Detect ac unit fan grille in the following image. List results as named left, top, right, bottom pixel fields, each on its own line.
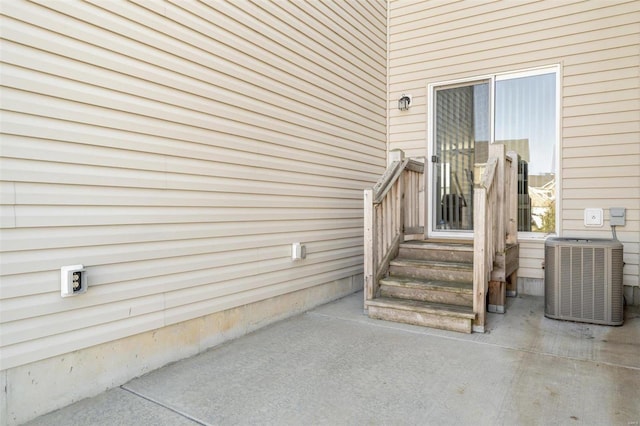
left=545, top=238, right=623, bottom=326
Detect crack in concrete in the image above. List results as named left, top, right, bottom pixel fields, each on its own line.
left=120, top=385, right=211, bottom=426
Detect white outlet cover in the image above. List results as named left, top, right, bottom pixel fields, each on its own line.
left=584, top=208, right=603, bottom=227
left=291, top=243, right=306, bottom=260
left=61, top=264, right=87, bottom=297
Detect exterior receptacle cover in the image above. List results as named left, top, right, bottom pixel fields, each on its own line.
left=291, top=243, right=306, bottom=260
left=610, top=207, right=625, bottom=226
left=61, top=264, right=87, bottom=297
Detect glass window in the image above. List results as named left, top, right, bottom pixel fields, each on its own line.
left=432, top=69, right=557, bottom=234
left=495, top=72, right=557, bottom=233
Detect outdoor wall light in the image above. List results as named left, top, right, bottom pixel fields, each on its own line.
left=398, top=94, right=412, bottom=111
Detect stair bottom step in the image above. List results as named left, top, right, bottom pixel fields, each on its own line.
left=366, top=298, right=475, bottom=334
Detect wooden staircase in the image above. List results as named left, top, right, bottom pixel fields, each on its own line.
left=364, top=146, right=519, bottom=334
left=366, top=240, right=476, bottom=333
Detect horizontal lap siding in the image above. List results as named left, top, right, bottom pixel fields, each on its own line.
left=519, top=240, right=545, bottom=280
left=389, top=0, right=640, bottom=286
left=0, top=0, right=387, bottom=369
left=559, top=1, right=640, bottom=288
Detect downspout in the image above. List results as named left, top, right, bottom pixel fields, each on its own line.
left=385, top=0, right=390, bottom=165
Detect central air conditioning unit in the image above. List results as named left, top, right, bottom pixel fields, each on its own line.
left=545, top=238, right=624, bottom=326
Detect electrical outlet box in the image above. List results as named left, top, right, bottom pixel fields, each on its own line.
left=61, top=264, right=87, bottom=297
left=291, top=243, right=306, bottom=260
left=610, top=207, right=626, bottom=226
left=584, top=208, right=603, bottom=227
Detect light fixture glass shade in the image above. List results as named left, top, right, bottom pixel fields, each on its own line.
left=398, top=94, right=411, bottom=110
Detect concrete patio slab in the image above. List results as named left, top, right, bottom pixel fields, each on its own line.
left=21, top=386, right=197, bottom=426
left=24, top=292, right=640, bottom=426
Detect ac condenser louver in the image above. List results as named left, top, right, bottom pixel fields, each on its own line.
left=545, top=238, right=623, bottom=326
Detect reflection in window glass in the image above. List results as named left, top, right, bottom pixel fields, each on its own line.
left=495, top=73, right=556, bottom=233
left=434, top=82, right=489, bottom=230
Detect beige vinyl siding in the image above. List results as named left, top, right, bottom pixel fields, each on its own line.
left=389, top=0, right=640, bottom=288
left=0, top=0, right=387, bottom=370
left=518, top=241, right=545, bottom=281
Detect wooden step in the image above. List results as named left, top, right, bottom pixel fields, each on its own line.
left=379, top=276, right=473, bottom=307
left=366, top=297, right=475, bottom=334
left=399, top=240, right=474, bottom=263
left=389, top=258, right=473, bottom=283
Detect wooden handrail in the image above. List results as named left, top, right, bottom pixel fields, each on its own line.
left=473, top=143, right=518, bottom=332
left=364, top=150, right=425, bottom=304
left=373, top=158, right=424, bottom=203
left=479, top=157, right=498, bottom=188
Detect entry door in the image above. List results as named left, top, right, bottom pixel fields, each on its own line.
left=432, top=81, right=490, bottom=233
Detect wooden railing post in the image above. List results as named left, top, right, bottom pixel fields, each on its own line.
left=489, top=143, right=505, bottom=254
left=420, top=165, right=426, bottom=239
left=473, top=186, right=487, bottom=332
left=388, top=149, right=404, bottom=164
left=364, top=188, right=375, bottom=304
left=506, top=151, right=518, bottom=245
left=473, top=155, right=498, bottom=332
left=474, top=145, right=521, bottom=329
left=505, top=151, right=519, bottom=297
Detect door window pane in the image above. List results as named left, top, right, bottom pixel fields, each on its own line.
left=434, top=82, right=489, bottom=230
left=495, top=73, right=556, bottom=233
